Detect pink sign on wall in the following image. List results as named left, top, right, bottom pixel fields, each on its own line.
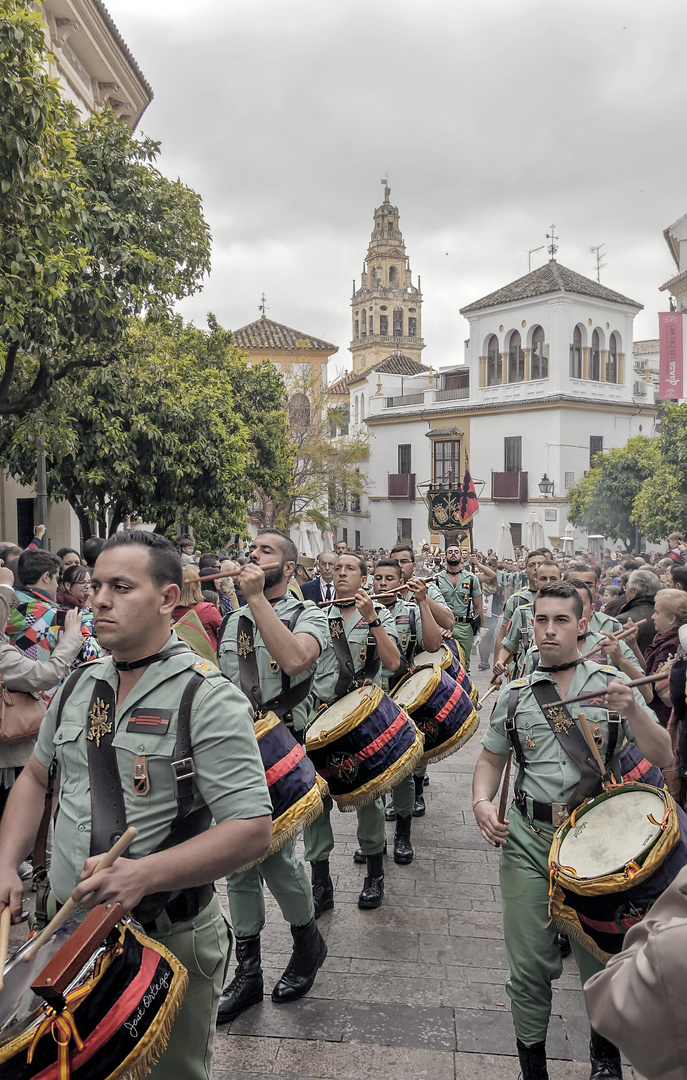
left=659, top=311, right=685, bottom=401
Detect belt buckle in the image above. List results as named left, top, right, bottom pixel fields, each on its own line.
left=171, top=756, right=196, bottom=783
left=551, top=802, right=568, bottom=827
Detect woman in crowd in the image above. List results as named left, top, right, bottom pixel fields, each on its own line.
left=173, top=566, right=224, bottom=652
left=644, top=588, right=687, bottom=727
left=57, top=564, right=92, bottom=610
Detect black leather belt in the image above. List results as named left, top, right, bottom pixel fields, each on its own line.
left=516, top=795, right=568, bottom=827
left=455, top=617, right=471, bottom=624
left=140, top=882, right=214, bottom=932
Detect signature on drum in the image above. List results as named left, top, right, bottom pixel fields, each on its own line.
left=124, top=969, right=171, bottom=1038
left=572, top=822, right=588, bottom=838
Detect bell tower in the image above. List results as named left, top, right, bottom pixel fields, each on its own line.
left=349, top=183, right=424, bottom=373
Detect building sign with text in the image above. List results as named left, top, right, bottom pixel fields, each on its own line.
left=659, top=311, right=686, bottom=401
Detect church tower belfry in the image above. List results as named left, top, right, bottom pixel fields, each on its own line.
left=349, top=183, right=424, bottom=373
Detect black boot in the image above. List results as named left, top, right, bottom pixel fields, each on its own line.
left=353, top=840, right=386, bottom=863
left=412, top=775, right=426, bottom=817
left=557, top=932, right=571, bottom=958
left=311, top=859, right=334, bottom=918
left=271, top=918, right=327, bottom=1004
left=516, top=1038, right=549, bottom=1080
left=589, top=1028, right=623, bottom=1079
left=393, top=814, right=414, bottom=864
left=216, top=934, right=263, bottom=1024
left=423, top=774, right=429, bottom=787
left=384, top=802, right=397, bottom=821
left=358, top=853, right=384, bottom=909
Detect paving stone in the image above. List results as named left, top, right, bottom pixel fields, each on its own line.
left=309, top=971, right=445, bottom=1006
left=274, top=1038, right=455, bottom=1079
left=343, top=1002, right=456, bottom=1051
left=440, top=980, right=512, bottom=1010
left=212, top=1034, right=279, bottom=1073
left=227, top=997, right=346, bottom=1042
left=448, top=910, right=504, bottom=938
left=420, top=931, right=508, bottom=969
left=323, top=924, right=419, bottom=962
left=453, top=1053, right=591, bottom=1079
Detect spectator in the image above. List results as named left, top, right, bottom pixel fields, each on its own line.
left=82, top=536, right=106, bottom=573
left=644, top=588, right=687, bottom=727
left=176, top=533, right=198, bottom=568
left=5, top=550, right=62, bottom=659
left=56, top=547, right=82, bottom=570
left=666, top=531, right=687, bottom=563
left=671, top=564, right=687, bottom=592
left=616, top=568, right=663, bottom=655
left=172, top=566, right=223, bottom=651
left=57, top=564, right=92, bottom=610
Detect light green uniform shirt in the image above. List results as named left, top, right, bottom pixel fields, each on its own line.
left=590, top=610, right=622, bottom=636
left=313, top=601, right=399, bottom=704
left=502, top=603, right=534, bottom=656
left=518, top=634, right=638, bottom=678
left=500, top=587, right=535, bottom=629
left=380, top=597, right=423, bottom=689
left=218, top=593, right=329, bottom=732
left=436, top=569, right=481, bottom=619
left=34, top=634, right=271, bottom=904
left=482, top=661, right=655, bottom=805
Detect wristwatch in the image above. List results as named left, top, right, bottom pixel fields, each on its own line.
left=368, top=618, right=381, bottom=628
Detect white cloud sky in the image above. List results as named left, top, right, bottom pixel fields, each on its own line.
left=105, top=0, right=686, bottom=376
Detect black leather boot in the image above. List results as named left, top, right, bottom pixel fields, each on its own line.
left=271, top=918, right=328, bottom=1003
left=384, top=802, right=397, bottom=821
left=353, top=840, right=386, bottom=863
left=412, top=775, right=426, bottom=816
left=393, top=813, right=414, bottom=864
left=516, top=1038, right=549, bottom=1080
left=311, top=859, right=334, bottom=918
left=358, top=852, right=384, bottom=909
left=557, top=932, right=571, bottom=958
left=589, top=1028, right=623, bottom=1079
left=216, top=934, right=263, bottom=1024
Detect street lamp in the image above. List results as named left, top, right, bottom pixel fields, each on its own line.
left=538, top=473, right=554, bottom=497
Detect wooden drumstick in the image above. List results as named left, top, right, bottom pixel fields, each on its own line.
left=555, top=671, right=668, bottom=708
left=577, top=710, right=607, bottom=777
left=581, top=619, right=647, bottom=658
left=23, top=826, right=138, bottom=962
left=0, top=907, right=11, bottom=991
left=478, top=683, right=499, bottom=708
left=497, top=748, right=513, bottom=825
left=318, top=576, right=439, bottom=608
left=197, top=562, right=280, bottom=584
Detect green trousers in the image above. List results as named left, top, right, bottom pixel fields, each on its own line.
left=150, top=893, right=231, bottom=1080
left=500, top=807, right=604, bottom=1046
left=391, top=773, right=415, bottom=816
left=452, top=622, right=474, bottom=674
left=413, top=762, right=427, bottom=780
left=225, top=836, right=314, bottom=938
left=304, top=795, right=385, bottom=862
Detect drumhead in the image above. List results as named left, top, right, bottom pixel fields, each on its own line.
left=391, top=667, right=437, bottom=710
left=414, top=645, right=449, bottom=669
left=558, top=789, right=666, bottom=878
left=308, top=685, right=377, bottom=740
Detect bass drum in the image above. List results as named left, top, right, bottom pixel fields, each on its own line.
left=391, top=664, right=479, bottom=765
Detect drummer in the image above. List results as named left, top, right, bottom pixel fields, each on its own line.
left=305, top=552, right=401, bottom=913
left=216, top=529, right=330, bottom=1023
left=471, top=580, right=672, bottom=1080
left=364, top=558, right=442, bottom=864
left=0, top=530, right=273, bottom=1080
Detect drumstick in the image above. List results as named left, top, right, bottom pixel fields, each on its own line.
left=478, top=683, right=499, bottom=708
left=497, top=748, right=513, bottom=825
left=23, top=826, right=138, bottom=962
left=554, top=671, right=669, bottom=708
left=318, top=576, right=439, bottom=607
left=577, top=710, right=607, bottom=776
left=581, top=619, right=647, bottom=658
left=0, top=907, right=11, bottom=991
left=196, top=562, right=280, bottom=584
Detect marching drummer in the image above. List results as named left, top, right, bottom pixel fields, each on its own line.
left=369, top=558, right=442, bottom=864
left=471, top=580, right=672, bottom=1080
left=305, top=551, right=401, bottom=913
left=492, top=561, right=561, bottom=680
left=0, top=530, right=274, bottom=1080
left=216, top=528, right=330, bottom=1024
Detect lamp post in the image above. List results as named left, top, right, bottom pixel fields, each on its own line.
left=538, top=473, right=554, bottom=497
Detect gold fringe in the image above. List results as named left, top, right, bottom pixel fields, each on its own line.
left=421, top=708, right=480, bottom=765
left=548, top=910, right=610, bottom=966
left=333, top=730, right=425, bottom=812
left=306, top=685, right=385, bottom=749
left=235, top=776, right=330, bottom=871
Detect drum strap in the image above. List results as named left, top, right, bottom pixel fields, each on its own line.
left=329, top=614, right=381, bottom=699
left=529, top=680, right=605, bottom=809
left=236, top=607, right=314, bottom=722
left=87, top=679, right=127, bottom=855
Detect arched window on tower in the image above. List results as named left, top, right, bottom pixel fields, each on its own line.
left=380, top=313, right=388, bottom=335
left=393, top=308, right=403, bottom=337
left=590, top=330, right=601, bottom=381
left=508, top=330, right=524, bottom=382
left=361, top=310, right=367, bottom=337
left=354, top=396, right=359, bottom=425
left=607, top=332, right=619, bottom=383
left=360, top=395, right=365, bottom=421
left=387, top=219, right=394, bottom=236
left=487, top=335, right=502, bottom=385
left=354, top=319, right=359, bottom=339
left=531, top=326, right=548, bottom=380
left=289, top=393, right=311, bottom=430
left=369, top=314, right=374, bottom=334
left=389, top=265, right=398, bottom=286
left=570, top=325, right=583, bottom=379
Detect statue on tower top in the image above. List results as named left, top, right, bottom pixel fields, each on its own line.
left=380, top=175, right=390, bottom=202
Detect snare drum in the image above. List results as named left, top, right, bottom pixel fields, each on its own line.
left=391, top=664, right=479, bottom=765
left=413, top=643, right=477, bottom=705
left=0, top=903, right=187, bottom=1078
left=549, top=783, right=687, bottom=962
left=305, top=684, right=423, bottom=810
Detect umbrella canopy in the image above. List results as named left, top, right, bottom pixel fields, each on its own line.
left=306, top=523, right=324, bottom=557
left=496, top=520, right=515, bottom=562
left=295, top=521, right=313, bottom=558
left=525, top=512, right=547, bottom=551
left=562, top=522, right=575, bottom=555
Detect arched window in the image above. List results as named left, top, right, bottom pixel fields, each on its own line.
left=388, top=265, right=397, bottom=286
left=590, top=330, right=601, bottom=380
left=508, top=330, right=524, bottom=382
left=361, top=310, right=367, bottom=337
left=289, top=393, right=311, bottom=429
left=393, top=308, right=403, bottom=337
left=354, top=396, right=359, bottom=425
left=360, top=396, right=365, bottom=421
left=607, top=332, right=619, bottom=383
left=570, top=325, right=583, bottom=379
left=369, top=314, right=374, bottom=334
left=486, top=334, right=502, bottom=385
left=354, top=319, right=359, bottom=339
left=531, top=326, right=548, bottom=380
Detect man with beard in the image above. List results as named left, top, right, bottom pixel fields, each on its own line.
left=435, top=544, right=483, bottom=673
left=388, top=542, right=455, bottom=631
left=216, top=529, right=330, bottom=1023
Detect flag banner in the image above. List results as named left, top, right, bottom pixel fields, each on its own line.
left=425, top=468, right=479, bottom=531
left=659, top=311, right=686, bottom=401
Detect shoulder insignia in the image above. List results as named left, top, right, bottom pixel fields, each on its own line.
left=598, top=665, right=616, bottom=673
left=193, top=659, right=218, bottom=675
left=511, top=677, right=528, bottom=687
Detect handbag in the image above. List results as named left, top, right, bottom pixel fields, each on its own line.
left=0, top=684, right=48, bottom=742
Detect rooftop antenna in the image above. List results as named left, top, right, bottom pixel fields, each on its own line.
left=258, top=292, right=267, bottom=315
left=528, top=244, right=546, bottom=272
left=546, top=225, right=558, bottom=259
left=589, top=244, right=606, bottom=282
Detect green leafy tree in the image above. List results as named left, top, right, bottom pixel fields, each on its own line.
left=0, top=1, right=211, bottom=415
left=567, top=436, right=660, bottom=545
left=631, top=403, right=687, bottom=541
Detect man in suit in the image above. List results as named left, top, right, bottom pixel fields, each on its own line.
left=301, top=552, right=336, bottom=604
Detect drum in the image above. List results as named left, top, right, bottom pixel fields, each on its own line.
left=305, top=684, right=423, bottom=811
left=549, top=783, right=687, bottom=963
left=250, top=711, right=328, bottom=865
left=0, top=903, right=187, bottom=1078
left=413, top=644, right=477, bottom=705
left=391, top=664, right=479, bottom=765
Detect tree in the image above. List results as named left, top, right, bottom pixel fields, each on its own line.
left=0, top=1, right=211, bottom=415
left=0, top=316, right=292, bottom=545
left=631, top=403, right=687, bottom=541
left=567, top=436, right=660, bottom=545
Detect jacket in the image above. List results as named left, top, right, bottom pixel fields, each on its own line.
left=616, top=595, right=657, bottom=655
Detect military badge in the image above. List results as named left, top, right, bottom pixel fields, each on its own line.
left=330, top=619, right=344, bottom=639
left=87, top=697, right=112, bottom=747
left=269, top=656, right=279, bottom=674
left=237, top=631, right=253, bottom=659
left=544, top=705, right=574, bottom=736
left=358, top=644, right=367, bottom=664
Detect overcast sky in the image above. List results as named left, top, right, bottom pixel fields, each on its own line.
left=106, top=0, right=685, bottom=377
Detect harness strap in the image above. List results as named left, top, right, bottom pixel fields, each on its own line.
left=529, top=679, right=605, bottom=809
left=236, top=605, right=314, bottom=720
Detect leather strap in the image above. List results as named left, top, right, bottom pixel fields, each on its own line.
left=529, top=679, right=605, bottom=809
left=87, top=679, right=127, bottom=856
left=329, top=612, right=381, bottom=699
left=236, top=607, right=314, bottom=720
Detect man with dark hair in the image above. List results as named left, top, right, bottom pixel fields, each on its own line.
left=334, top=539, right=348, bottom=557
left=216, top=528, right=330, bottom=1023
left=389, top=542, right=454, bottom=630
left=472, top=580, right=671, bottom=1080
left=436, top=544, right=483, bottom=674
left=562, top=563, right=623, bottom=639
left=493, top=549, right=547, bottom=663
left=0, top=531, right=272, bottom=1079
left=82, top=536, right=106, bottom=573
left=6, top=550, right=62, bottom=658
left=493, top=561, right=561, bottom=680
left=671, top=563, right=687, bottom=591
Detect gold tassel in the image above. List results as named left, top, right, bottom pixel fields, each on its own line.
left=420, top=710, right=479, bottom=766
left=234, top=776, right=330, bottom=871
left=333, top=733, right=425, bottom=812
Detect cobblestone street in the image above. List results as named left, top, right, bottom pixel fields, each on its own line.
left=212, top=663, right=645, bottom=1080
